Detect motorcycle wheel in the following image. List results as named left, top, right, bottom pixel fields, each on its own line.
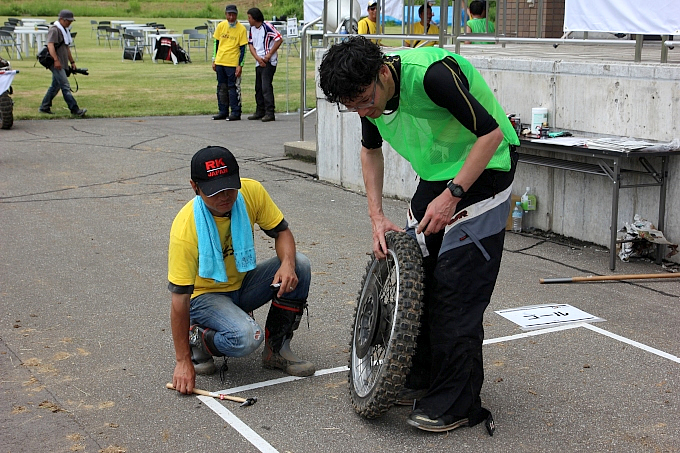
left=348, top=231, right=424, bottom=419
left=0, top=90, right=13, bottom=130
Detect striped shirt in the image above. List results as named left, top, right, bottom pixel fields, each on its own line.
left=248, top=22, right=282, bottom=66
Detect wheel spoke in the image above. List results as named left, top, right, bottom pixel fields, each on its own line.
left=350, top=232, right=424, bottom=418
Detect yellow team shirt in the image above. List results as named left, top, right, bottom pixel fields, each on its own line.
left=213, top=20, right=248, bottom=67
left=168, top=178, right=284, bottom=298
left=405, top=21, right=440, bottom=47
left=358, top=17, right=381, bottom=45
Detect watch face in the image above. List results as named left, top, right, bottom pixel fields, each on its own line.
left=448, top=181, right=465, bottom=198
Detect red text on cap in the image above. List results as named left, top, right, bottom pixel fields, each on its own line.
left=205, top=158, right=226, bottom=171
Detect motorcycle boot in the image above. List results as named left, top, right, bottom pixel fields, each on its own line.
left=262, top=296, right=315, bottom=377
left=189, top=323, right=224, bottom=375
left=213, top=83, right=230, bottom=120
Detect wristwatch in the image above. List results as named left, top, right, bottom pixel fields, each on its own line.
left=446, top=180, right=466, bottom=198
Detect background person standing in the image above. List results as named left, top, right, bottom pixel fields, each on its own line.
left=357, top=0, right=381, bottom=45
left=212, top=4, right=248, bottom=121
left=405, top=4, right=439, bottom=48
left=465, top=1, right=495, bottom=44
left=39, top=10, right=86, bottom=117
left=246, top=7, right=282, bottom=123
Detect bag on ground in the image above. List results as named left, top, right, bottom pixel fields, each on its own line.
left=153, top=37, right=191, bottom=64
left=123, top=46, right=143, bottom=61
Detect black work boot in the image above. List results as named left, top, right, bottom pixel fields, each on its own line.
left=262, top=297, right=315, bottom=377
left=189, top=324, right=224, bottom=375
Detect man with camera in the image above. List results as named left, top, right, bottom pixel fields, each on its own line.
left=39, top=10, right=87, bottom=117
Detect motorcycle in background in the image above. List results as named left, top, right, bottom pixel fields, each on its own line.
left=0, top=56, right=17, bottom=130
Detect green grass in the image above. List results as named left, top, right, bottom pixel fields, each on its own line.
left=1, top=0, right=304, bottom=21
left=5, top=17, right=318, bottom=119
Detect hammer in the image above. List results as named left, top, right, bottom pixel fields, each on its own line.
left=165, top=383, right=257, bottom=407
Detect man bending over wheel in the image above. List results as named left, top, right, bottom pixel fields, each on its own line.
left=168, top=146, right=315, bottom=395
left=318, top=36, right=518, bottom=433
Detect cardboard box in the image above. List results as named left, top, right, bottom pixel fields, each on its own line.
left=506, top=194, right=522, bottom=231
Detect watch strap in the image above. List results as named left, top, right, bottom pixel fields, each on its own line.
left=447, top=180, right=465, bottom=198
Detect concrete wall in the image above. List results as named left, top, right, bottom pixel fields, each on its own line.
left=315, top=49, right=680, bottom=263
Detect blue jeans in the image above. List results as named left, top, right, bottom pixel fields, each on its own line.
left=40, top=67, right=79, bottom=113
left=215, top=65, right=241, bottom=117
left=189, top=253, right=311, bottom=357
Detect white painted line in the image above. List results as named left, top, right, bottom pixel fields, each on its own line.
left=482, top=322, right=584, bottom=345
left=218, top=366, right=349, bottom=395
left=199, top=395, right=279, bottom=453
left=580, top=323, right=680, bottom=364
left=201, top=324, right=680, bottom=453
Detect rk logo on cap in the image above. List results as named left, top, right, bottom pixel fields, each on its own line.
left=205, top=157, right=228, bottom=174
left=191, top=146, right=241, bottom=196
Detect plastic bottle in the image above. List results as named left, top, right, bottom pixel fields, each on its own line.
left=512, top=202, right=523, bottom=233
left=521, top=187, right=537, bottom=211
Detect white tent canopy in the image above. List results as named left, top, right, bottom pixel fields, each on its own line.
left=564, top=0, right=679, bottom=35
left=304, top=0, right=404, bottom=24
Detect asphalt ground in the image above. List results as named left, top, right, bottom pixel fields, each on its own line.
left=1, top=114, right=678, bottom=453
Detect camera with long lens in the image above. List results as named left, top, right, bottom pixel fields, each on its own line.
left=65, top=67, right=89, bottom=77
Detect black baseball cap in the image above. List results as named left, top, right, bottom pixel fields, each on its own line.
left=191, top=146, right=241, bottom=197
left=225, top=4, right=238, bottom=13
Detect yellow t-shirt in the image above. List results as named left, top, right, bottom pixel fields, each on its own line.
left=358, top=17, right=381, bottom=45
left=405, top=21, right=440, bottom=47
left=213, top=20, right=248, bottom=67
left=168, top=178, right=284, bottom=298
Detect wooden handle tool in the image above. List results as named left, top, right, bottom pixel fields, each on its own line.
left=166, top=383, right=257, bottom=406
left=540, top=273, right=679, bottom=284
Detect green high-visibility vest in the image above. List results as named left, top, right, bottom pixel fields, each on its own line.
left=368, top=48, right=518, bottom=181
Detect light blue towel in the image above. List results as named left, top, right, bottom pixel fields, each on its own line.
left=194, top=192, right=256, bottom=283
left=230, top=192, right=257, bottom=274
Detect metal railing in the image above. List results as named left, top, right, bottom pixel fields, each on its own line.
left=299, top=17, right=322, bottom=141
left=297, top=0, right=676, bottom=139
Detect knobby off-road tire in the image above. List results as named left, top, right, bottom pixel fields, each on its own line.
left=0, top=91, right=13, bottom=130
left=349, top=231, right=425, bottom=419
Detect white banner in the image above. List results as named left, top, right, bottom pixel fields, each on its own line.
left=564, top=0, right=680, bottom=35
left=305, top=0, right=404, bottom=24
left=0, top=71, right=17, bottom=94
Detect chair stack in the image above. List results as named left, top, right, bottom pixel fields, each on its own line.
left=0, top=29, right=22, bottom=60
left=2, top=18, right=22, bottom=60
left=205, top=21, right=215, bottom=39
left=106, top=27, right=122, bottom=48
left=96, top=24, right=109, bottom=45
left=122, top=32, right=144, bottom=62
left=184, top=28, right=208, bottom=61
left=69, top=31, right=78, bottom=60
